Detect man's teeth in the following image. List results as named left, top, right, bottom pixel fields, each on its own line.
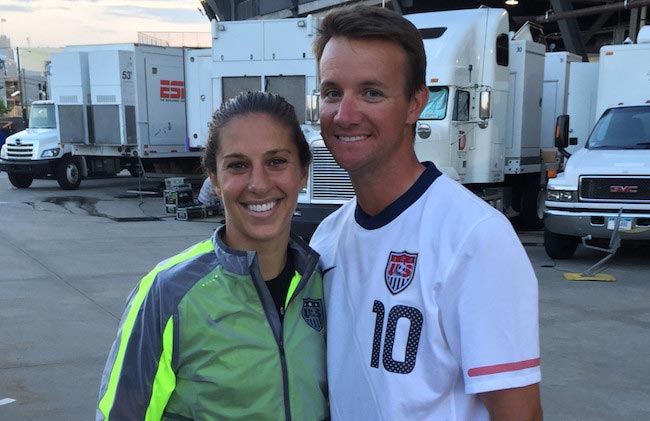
left=338, top=135, right=367, bottom=142
left=248, top=201, right=277, bottom=213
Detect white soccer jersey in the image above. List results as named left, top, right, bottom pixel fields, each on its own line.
left=311, top=163, right=541, bottom=420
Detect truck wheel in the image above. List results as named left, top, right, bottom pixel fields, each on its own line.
left=56, top=156, right=82, bottom=190
left=8, top=173, right=34, bottom=188
left=544, top=228, right=579, bottom=259
left=128, top=164, right=143, bottom=177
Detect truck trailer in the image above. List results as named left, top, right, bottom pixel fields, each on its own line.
left=544, top=25, right=650, bottom=259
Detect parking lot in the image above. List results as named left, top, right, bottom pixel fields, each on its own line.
left=1, top=171, right=649, bottom=420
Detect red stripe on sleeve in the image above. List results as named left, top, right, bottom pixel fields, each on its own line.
left=468, top=358, right=540, bottom=377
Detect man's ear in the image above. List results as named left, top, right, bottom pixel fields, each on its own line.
left=209, top=172, right=221, bottom=197
left=406, top=85, right=428, bottom=125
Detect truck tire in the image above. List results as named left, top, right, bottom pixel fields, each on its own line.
left=56, top=156, right=82, bottom=190
left=8, top=173, right=34, bottom=188
left=128, top=164, right=143, bottom=177
left=544, top=228, right=579, bottom=259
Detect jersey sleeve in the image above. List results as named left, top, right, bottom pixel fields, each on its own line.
left=97, top=271, right=177, bottom=420
left=438, top=214, right=541, bottom=395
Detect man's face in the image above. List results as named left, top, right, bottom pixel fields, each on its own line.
left=318, top=37, right=425, bottom=178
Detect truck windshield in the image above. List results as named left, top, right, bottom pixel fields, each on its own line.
left=28, top=104, right=56, bottom=129
left=419, top=87, right=449, bottom=120
left=587, top=106, right=650, bottom=149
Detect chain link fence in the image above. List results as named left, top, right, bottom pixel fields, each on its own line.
left=137, top=32, right=211, bottom=48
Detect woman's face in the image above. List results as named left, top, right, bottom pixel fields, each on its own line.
left=211, top=112, right=307, bottom=251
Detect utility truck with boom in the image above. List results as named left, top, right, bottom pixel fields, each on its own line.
left=544, top=25, right=650, bottom=259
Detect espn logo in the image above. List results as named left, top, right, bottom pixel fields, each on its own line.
left=609, top=185, right=639, bottom=193
left=160, top=80, right=185, bottom=101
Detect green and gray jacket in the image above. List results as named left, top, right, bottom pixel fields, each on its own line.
left=97, top=226, right=328, bottom=420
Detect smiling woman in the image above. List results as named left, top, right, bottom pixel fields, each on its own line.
left=97, top=92, right=328, bottom=421
left=203, top=94, right=310, bottom=275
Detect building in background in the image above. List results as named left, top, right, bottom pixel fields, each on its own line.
left=0, top=34, right=59, bottom=122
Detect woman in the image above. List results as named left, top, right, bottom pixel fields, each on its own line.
left=97, top=91, right=328, bottom=420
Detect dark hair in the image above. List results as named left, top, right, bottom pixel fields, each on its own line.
left=202, top=91, right=312, bottom=175
left=313, top=5, right=426, bottom=99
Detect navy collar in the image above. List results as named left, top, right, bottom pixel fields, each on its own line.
left=354, top=162, right=442, bottom=230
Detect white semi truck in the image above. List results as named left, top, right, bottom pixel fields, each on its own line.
left=544, top=25, right=650, bottom=259
left=405, top=8, right=547, bottom=228
left=1, top=43, right=203, bottom=190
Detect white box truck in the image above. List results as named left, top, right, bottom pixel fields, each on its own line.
left=0, top=99, right=137, bottom=189
left=1, top=44, right=203, bottom=189
left=540, top=51, right=582, bottom=152
left=544, top=25, right=650, bottom=259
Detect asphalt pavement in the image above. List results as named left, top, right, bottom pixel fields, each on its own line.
left=1, top=171, right=649, bottom=420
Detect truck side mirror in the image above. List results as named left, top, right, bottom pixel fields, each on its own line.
left=306, top=92, right=320, bottom=124
left=479, top=91, right=491, bottom=120
left=554, top=115, right=569, bottom=148
left=555, top=114, right=571, bottom=158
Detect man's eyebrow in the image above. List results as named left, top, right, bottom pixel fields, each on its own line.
left=359, top=80, right=386, bottom=88
left=319, top=80, right=338, bottom=89
left=320, top=80, right=386, bottom=89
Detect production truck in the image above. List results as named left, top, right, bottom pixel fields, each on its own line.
left=0, top=100, right=129, bottom=189
left=544, top=25, right=650, bottom=259
left=1, top=44, right=201, bottom=189
left=189, top=9, right=551, bottom=235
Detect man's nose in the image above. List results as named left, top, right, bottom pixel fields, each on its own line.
left=333, top=95, right=361, bottom=126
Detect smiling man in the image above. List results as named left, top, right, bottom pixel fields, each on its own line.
left=310, top=6, right=542, bottom=420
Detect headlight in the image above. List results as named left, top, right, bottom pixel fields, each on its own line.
left=41, top=148, right=61, bottom=158
left=547, top=189, right=576, bottom=201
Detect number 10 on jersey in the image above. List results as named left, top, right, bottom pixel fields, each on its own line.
left=371, top=300, right=424, bottom=374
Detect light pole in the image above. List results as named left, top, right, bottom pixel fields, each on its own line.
left=16, top=46, right=27, bottom=127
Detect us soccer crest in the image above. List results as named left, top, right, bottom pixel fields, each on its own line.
left=385, top=251, right=418, bottom=294
left=302, top=299, right=324, bottom=331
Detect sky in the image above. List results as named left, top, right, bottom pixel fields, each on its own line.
left=0, top=0, right=210, bottom=48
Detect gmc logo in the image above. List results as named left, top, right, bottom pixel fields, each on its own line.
left=609, top=185, right=639, bottom=193
left=160, top=80, right=185, bottom=100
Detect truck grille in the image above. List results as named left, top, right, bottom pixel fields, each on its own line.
left=580, top=176, right=650, bottom=202
left=5, top=142, right=35, bottom=160
left=311, top=146, right=354, bottom=201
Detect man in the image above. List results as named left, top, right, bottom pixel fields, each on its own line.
left=310, top=5, right=542, bottom=420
